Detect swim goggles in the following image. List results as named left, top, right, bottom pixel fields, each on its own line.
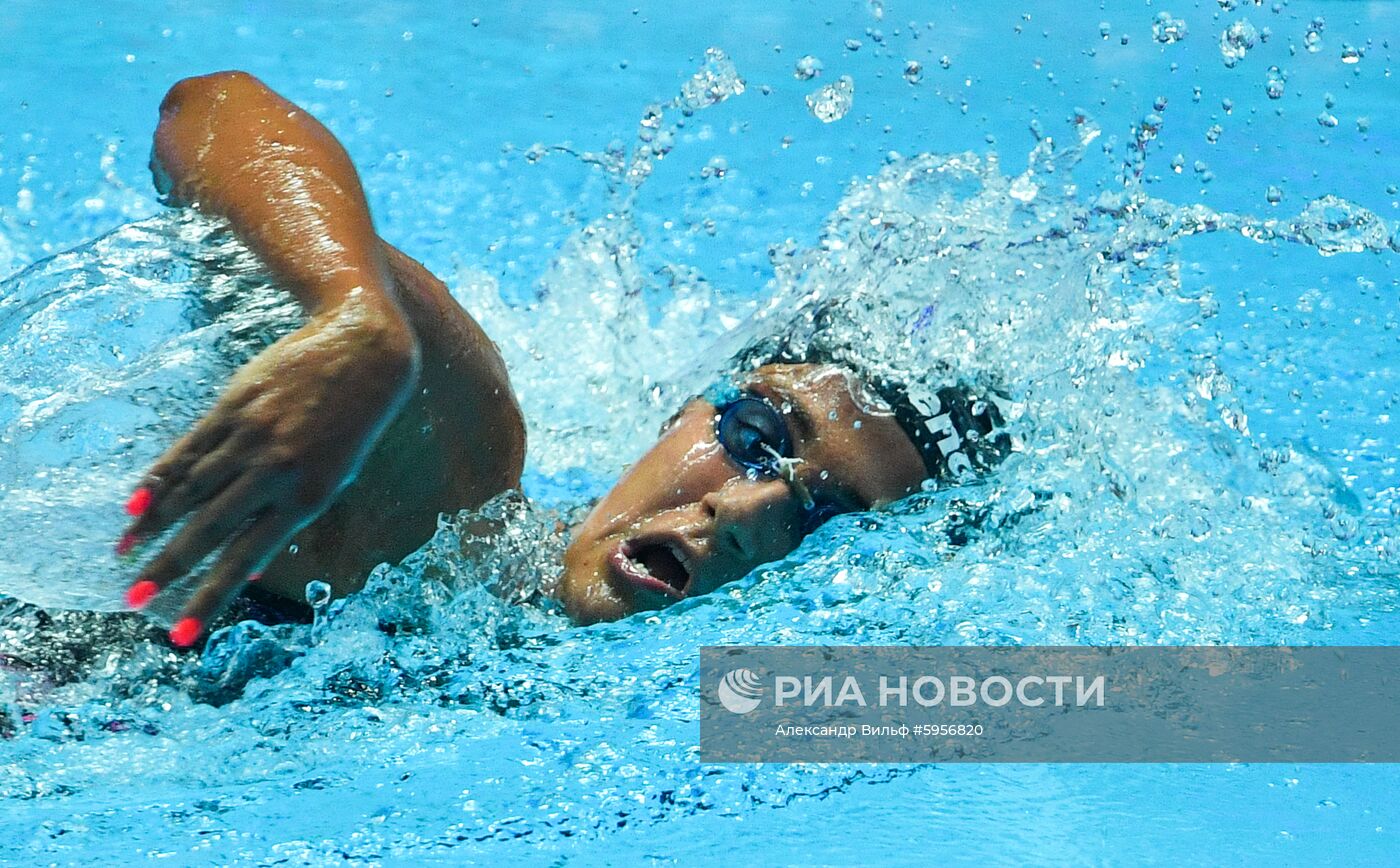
left=706, top=384, right=841, bottom=535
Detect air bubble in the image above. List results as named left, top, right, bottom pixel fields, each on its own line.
left=794, top=55, right=823, bottom=80
left=903, top=60, right=923, bottom=84
left=844, top=38, right=863, bottom=52
left=1206, top=124, right=1223, bottom=144
left=939, top=55, right=952, bottom=69
left=1317, top=111, right=1338, bottom=128
left=1266, top=185, right=1283, bottom=204
left=1171, top=153, right=1186, bottom=173
left=806, top=75, right=855, bottom=123
left=1340, top=44, right=1362, bottom=64
left=1265, top=65, right=1287, bottom=99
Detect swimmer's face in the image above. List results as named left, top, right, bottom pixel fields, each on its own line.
left=559, top=363, right=927, bottom=623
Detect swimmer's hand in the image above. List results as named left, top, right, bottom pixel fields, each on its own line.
left=119, top=303, right=420, bottom=642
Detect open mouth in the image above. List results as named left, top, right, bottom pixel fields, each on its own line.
left=607, top=539, right=694, bottom=600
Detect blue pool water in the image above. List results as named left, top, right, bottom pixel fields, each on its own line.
left=1, top=0, right=1398, bottom=863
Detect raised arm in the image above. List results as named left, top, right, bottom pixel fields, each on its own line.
left=122, top=71, right=524, bottom=644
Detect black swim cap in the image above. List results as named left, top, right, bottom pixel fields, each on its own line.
left=863, top=378, right=1013, bottom=482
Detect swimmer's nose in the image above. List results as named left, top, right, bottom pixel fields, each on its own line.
left=703, top=478, right=801, bottom=566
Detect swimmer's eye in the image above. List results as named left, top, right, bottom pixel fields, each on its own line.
left=715, top=395, right=793, bottom=474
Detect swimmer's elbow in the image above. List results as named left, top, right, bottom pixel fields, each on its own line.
left=371, top=314, right=424, bottom=402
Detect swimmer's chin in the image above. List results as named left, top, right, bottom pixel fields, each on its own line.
left=558, top=539, right=660, bottom=624
left=557, top=571, right=637, bottom=624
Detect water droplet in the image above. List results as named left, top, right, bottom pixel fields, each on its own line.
left=1217, top=0, right=1237, bottom=10
left=1152, top=12, right=1189, bottom=44
left=903, top=60, right=923, bottom=84
left=699, top=156, right=729, bottom=179
left=806, top=75, right=855, bottom=123
left=1323, top=92, right=1336, bottom=109
left=1189, top=514, right=1212, bottom=540
left=1206, top=123, right=1223, bottom=144
left=1221, top=98, right=1234, bottom=114
left=679, top=47, right=746, bottom=113
left=1265, top=65, right=1287, bottom=99
left=1317, top=110, right=1338, bottom=128
left=1340, top=43, right=1362, bottom=64
left=1153, top=95, right=1169, bottom=111
left=1219, top=19, right=1259, bottom=68
left=844, top=38, right=863, bottom=52
left=1266, top=185, right=1283, bottom=204
left=471, top=17, right=481, bottom=27
left=794, top=55, right=823, bottom=80
left=305, top=579, right=332, bottom=609
left=1304, top=16, right=1324, bottom=53
left=1357, top=117, right=1371, bottom=134
left=939, top=55, right=952, bottom=70
left=1099, top=21, right=1111, bottom=39
left=1330, top=514, right=1359, bottom=541
left=1171, top=153, right=1186, bottom=173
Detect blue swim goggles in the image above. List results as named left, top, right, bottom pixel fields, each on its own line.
left=705, top=382, right=842, bottom=535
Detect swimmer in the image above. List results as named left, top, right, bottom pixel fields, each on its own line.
left=118, top=71, right=1010, bottom=646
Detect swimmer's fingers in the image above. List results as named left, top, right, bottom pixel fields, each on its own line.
left=124, top=428, right=256, bottom=545
left=127, top=470, right=282, bottom=601
left=169, top=509, right=304, bottom=646
left=120, top=410, right=238, bottom=545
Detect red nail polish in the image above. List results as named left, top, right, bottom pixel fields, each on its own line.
left=248, top=572, right=263, bottom=583
left=125, top=580, right=159, bottom=610
left=115, top=533, right=138, bottom=557
left=125, top=487, right=153, bottom=518
left=169, top=617, right=202, bottom=648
